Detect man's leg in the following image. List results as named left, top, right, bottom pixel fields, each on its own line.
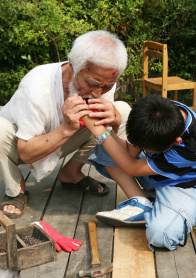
left=58, top=127, right=95, bottom=182
left=0, top=117, right=25, bottom=216
left=58, top=101, right=131, bottom=192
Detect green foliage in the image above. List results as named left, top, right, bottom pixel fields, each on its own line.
left=0, top=0, right=195, bottom=105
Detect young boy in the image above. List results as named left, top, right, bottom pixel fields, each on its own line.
left=83, top=94, right=196, bottom=251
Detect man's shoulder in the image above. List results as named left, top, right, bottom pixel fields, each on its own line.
left=22, top=62, right=64, bottom=82
left=18, top=62, right=65, bottom=98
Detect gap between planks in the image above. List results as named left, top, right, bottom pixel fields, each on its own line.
left=112, top=186, right=156, bottom=278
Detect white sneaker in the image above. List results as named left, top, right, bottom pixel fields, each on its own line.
left=96, top=197, right=152, bottom=226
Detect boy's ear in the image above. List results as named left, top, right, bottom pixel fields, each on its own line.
left=174, top=137, right=182, bottom=145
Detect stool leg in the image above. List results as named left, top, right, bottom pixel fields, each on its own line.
left=173, top=90, right=178, bottom=101
left=162, top=88, right=168, bottom=98
left=193, top=85, right=196, bottom=112
left=143, top=84, right=148, bottom=97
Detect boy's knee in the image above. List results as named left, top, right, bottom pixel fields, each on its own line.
left=146, top=214, right=187, bottom=251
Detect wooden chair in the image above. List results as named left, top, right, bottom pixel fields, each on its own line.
left=143, top=41, right=196, bottom=111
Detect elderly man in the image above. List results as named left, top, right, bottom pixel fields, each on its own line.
left=0, top=30, right=131, bottom=218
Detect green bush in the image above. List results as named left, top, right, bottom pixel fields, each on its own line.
left=0, top=0, right=195, bottom=105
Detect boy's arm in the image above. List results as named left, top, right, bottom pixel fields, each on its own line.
left=110, top=131, right=127, bottom=149
left=82, top=115, right=156, bottom=177
left=111, top=131, right=142, bottom=155
left=127, top=142, right=143, bottom=158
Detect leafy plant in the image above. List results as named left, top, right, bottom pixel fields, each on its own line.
left=0, top=0, right=195, bottom=105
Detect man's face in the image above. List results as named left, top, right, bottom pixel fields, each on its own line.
left=69, top=61, right=118, bottom=99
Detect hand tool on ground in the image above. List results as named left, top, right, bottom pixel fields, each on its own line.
left=79, top=220, right=113, bottom=277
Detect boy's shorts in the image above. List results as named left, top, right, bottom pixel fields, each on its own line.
left=88, top=143, right=155, bottom=191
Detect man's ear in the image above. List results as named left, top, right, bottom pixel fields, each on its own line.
left=174, top=137, right=182, bottom=145
left=68, top=60, right=74, bottom=74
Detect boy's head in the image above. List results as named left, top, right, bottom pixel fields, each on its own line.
left=126, top=95, right=185, bottom=152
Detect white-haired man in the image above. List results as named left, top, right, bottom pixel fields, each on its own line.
left=0, top=30, right=131, bottom=218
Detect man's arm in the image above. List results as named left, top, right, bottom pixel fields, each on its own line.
left=18, top=125, right=73, bottom=164
left=18, top=94, right=90, bottom=164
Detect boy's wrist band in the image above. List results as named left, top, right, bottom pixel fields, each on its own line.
left=95, top=130, right=112, bottom=144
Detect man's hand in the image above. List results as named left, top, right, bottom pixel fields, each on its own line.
left=87, top=98, right=121, bottom=133
left=61, top=94, right=91, bottom=135
left=17, top=94, right=91, bottom=164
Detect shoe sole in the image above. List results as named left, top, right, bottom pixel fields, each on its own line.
left=96, top=215, right=146, bottom=227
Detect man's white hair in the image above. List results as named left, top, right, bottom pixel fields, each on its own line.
left=68, top=30, right=127, bottom=76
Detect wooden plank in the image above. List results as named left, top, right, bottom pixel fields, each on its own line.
left=167, top=76, right=195, bottom=85
left=20, top=160, right=90, bottom=278
left=155, top=234, right=196, bottom=278
left=112, top=186, right=156, bottom=278
left=145, top=76, right=195, bottom=91
left=0, top=211, right=18, bottom=270
left=9, top=159, right=65, bottom=276
left=0, top=160, right=58, bottom=275
left=191, top=229, right=196, bottom=249
left=11, top=160, right=64, bottom=228
left=167, top=82, right=195, bottom=91
left=155, top=249, right=179, bottom=277
left=144, top=79, right=162, bottom=92
left=146, top=50, right=163, bottom=59
left=6, top=223, right=18, bottom=271
left=145, top=41, right=164, bottom=50
left=66, top=165, right=116, bottom=278
left=174, top=235, right=196, bottom=277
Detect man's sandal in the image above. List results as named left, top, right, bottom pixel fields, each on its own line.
left=61, top=176, right=110, bottom=196
left=0, top=191, right=29, bottom=219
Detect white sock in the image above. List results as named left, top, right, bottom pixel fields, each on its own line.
left=134, top=196, right=153, bottom=208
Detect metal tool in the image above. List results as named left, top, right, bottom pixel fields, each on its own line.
left=79, top=220, right=113, bottom=277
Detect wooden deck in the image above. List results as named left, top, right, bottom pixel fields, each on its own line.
left=0, top=155, right=196, bottom=277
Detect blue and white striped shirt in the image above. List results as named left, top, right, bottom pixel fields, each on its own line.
left=147, top=102, right=196, bottom=188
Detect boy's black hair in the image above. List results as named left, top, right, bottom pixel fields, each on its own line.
left=126, top=95, right=185, bottom=152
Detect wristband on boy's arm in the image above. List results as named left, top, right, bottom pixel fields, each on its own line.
left=95, top=129, right=112, bottom=144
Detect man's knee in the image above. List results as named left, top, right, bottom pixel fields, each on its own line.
left=0, top=117, right=18, bottom=155
left=114, top=101, right=131, bottom=137
left=114, top=101, right=131, bottom=123
left=146, top=213, right=187, bottom=251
